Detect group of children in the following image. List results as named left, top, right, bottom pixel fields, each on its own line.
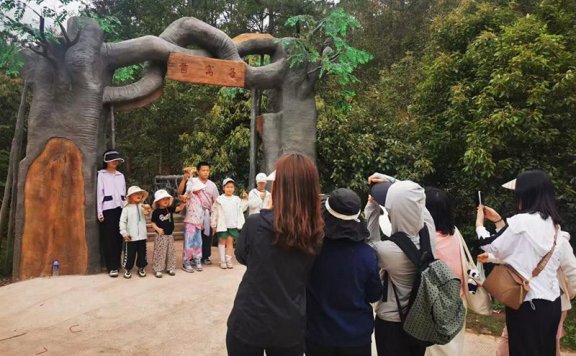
left=113, top=171, right=251, bottom=279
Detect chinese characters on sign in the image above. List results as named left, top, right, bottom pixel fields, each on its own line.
left=167, top=53, right=246, bottom=87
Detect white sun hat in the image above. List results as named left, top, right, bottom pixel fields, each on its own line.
left=266, top=170, right=276, bottom=181
left=378, top=206, right=392, bottom=237
left=223, top=177, right=236, bottom=187
left=153, top=189, right=173, bottom=209
left=501, top=179, right=516, bottom=190
left=126, top=186, right=149, bottom=201
left=256, top=172, right=267, bottom=183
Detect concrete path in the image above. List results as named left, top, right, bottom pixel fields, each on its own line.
left=0, top=243, right=574, bottom=355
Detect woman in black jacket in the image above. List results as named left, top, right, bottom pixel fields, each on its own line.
left=227, top=153, right=324, bottom=356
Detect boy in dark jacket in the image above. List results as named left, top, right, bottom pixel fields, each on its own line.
left=306, top=188, right=382, bottom=356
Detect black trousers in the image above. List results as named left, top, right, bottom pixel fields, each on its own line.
left=202, top=233, right=212, bottom=261
left=99, top=207, right=123, bottom=272
left=123, top=239, right=148, bottom=270
left=305, top=341, right=371, bottom=356
left=226, top=330, right=304, bottom=356
left=374, top=317, right=426, bottom=356
left=506, top=298, right=561, bottom=356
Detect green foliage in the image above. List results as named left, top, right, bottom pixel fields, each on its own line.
left=0, top=75, right=23, bottom=190
left=0, top=38, right=23, bottom=77
left=284, top=8, right=373, bottom=85
left=179, top=87, right=253, bottom=191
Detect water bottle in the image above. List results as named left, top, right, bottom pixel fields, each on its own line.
left=52, top=259, right=60, bottom=276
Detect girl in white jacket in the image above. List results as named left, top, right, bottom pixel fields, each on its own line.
left=211, top=178, right=247, bottom=269
left=119, top=186, right=151, bottom=279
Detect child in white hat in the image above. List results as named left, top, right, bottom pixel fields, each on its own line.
left=182, top=178, right=208, bottom=272
left=119, top=186, right=151, bottom=279
left=211, top=178, right=248, bottom=269
left=151, top=190, right=186, bottom=278
left=248, top=173, right=271, bottom=215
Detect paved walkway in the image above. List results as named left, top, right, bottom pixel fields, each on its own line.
left=0, top=244, right=574, bottom=355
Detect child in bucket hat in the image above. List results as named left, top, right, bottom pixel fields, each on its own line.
left=119, top=186, right=151, bottom=279
left=306, top=188, right=382, bottom=354
left=150, top=190, right=186, bottom=278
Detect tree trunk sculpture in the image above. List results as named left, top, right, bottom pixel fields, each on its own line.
left=14, top=16, right=320, bottom=279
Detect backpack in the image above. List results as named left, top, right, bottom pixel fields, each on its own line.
left=383, top=226, right=465, bottom=346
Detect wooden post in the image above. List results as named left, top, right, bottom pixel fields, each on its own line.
left=110, top=104, right=116, bottom=148
left=249, top=89, right=258, bottom=189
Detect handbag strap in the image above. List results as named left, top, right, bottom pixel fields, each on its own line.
left=531, top=225, right=559, bottom=278
left=456, top=227, right=475, bottom=267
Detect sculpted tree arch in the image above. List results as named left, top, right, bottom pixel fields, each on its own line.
left=13, top=15, right=323, bottom=279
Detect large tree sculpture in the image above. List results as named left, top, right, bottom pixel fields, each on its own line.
left=13, top=16, right=322, bottom=279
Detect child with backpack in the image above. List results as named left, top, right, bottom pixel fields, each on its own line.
left=365, top=174, right=464, bottom=356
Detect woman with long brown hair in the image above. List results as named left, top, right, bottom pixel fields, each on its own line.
left=227, top=153, right=324, bottom=356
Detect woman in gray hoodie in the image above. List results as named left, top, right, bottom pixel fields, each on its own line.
left=364, top=174, right=436, bottom=356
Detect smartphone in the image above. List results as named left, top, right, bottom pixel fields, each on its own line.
left=474, top=191, right=483, bottom=207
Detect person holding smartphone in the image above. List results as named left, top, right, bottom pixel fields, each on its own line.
left=475, top=170, right=576, bottom=355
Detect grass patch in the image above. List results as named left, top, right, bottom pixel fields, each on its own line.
left=466, top=301, right=576, bottom=351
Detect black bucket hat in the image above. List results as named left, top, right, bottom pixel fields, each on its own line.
left=103, top=150, right=124, bottom=163
left=323, top=188, right=369, bottom=242
left=370, top=181, right=394, bottom=207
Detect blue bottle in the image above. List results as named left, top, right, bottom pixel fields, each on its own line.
left=52, top=259, right=60, bottom=276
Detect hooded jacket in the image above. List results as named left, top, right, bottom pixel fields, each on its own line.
left=227, top=209, right=317, bottom=348
left=366, top=180, right=437, bottom=322
left=306, top=206, right=382, bottom=347
left=477, top=213, right=563, bottom=302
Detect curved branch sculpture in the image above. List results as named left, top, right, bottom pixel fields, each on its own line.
left=14, top=16, right=321, bottom=279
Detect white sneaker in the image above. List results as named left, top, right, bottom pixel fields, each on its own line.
left=220, top=261, right=227, bottom=269
left=182, top=262, right=194, bottom=273
left=225, top=255, right=233, bottom=269
left=167, top=270, right=176, bottom=276
left=155, top=271, right=162, bottom=278
left=109, top=269, right=119, bottom=278
left=195, top=260, right=203, bottom=272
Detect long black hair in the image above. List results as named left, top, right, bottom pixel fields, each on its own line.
left=425, top=187, right=455, bottom=236
left=515, top=170, right=562, bottom=225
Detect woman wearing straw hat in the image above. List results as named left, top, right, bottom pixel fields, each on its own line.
left=306, top=188, right=382, bottom=356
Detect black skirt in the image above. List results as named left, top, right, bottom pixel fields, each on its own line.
left=506, top=297, right=561, bottom=356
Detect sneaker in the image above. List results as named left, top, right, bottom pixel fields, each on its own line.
left=138, top=268, right=146, bottom=277
left=203, top=258, right=212, bottom=265
left=167, top=270, right=176, bottom=276
left=220, top=262, right=227, bottom=269
left=109, top=270, right=119, bottom=278
left=124, top=269, right=132, bottom=279
left=182, top=263, right=195, bottom=273
left=195, top=261, right=203, bottom=272
left=225, top=255, right=234, bottom=269
left=155, top=271, right=162, bottom=278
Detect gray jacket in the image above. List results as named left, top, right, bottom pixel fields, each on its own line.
left=365, top=179, right=436, bottom=322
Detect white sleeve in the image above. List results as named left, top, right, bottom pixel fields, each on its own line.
left=119, top=208, right=129, bottom=237
left=97, top=172, right=104, bottom=218
left=476, top=223, right=515, bottom=260
left=248, top=190, right=260, bottom=211
left=559, top=234, right=576, bottom=298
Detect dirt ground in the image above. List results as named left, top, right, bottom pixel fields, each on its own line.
left=1, top=243, right=574, bottom=355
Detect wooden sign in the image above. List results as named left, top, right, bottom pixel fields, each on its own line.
left=167, top=53, right=246, bottom=88
left=232, top=33, right=274, bottom=44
